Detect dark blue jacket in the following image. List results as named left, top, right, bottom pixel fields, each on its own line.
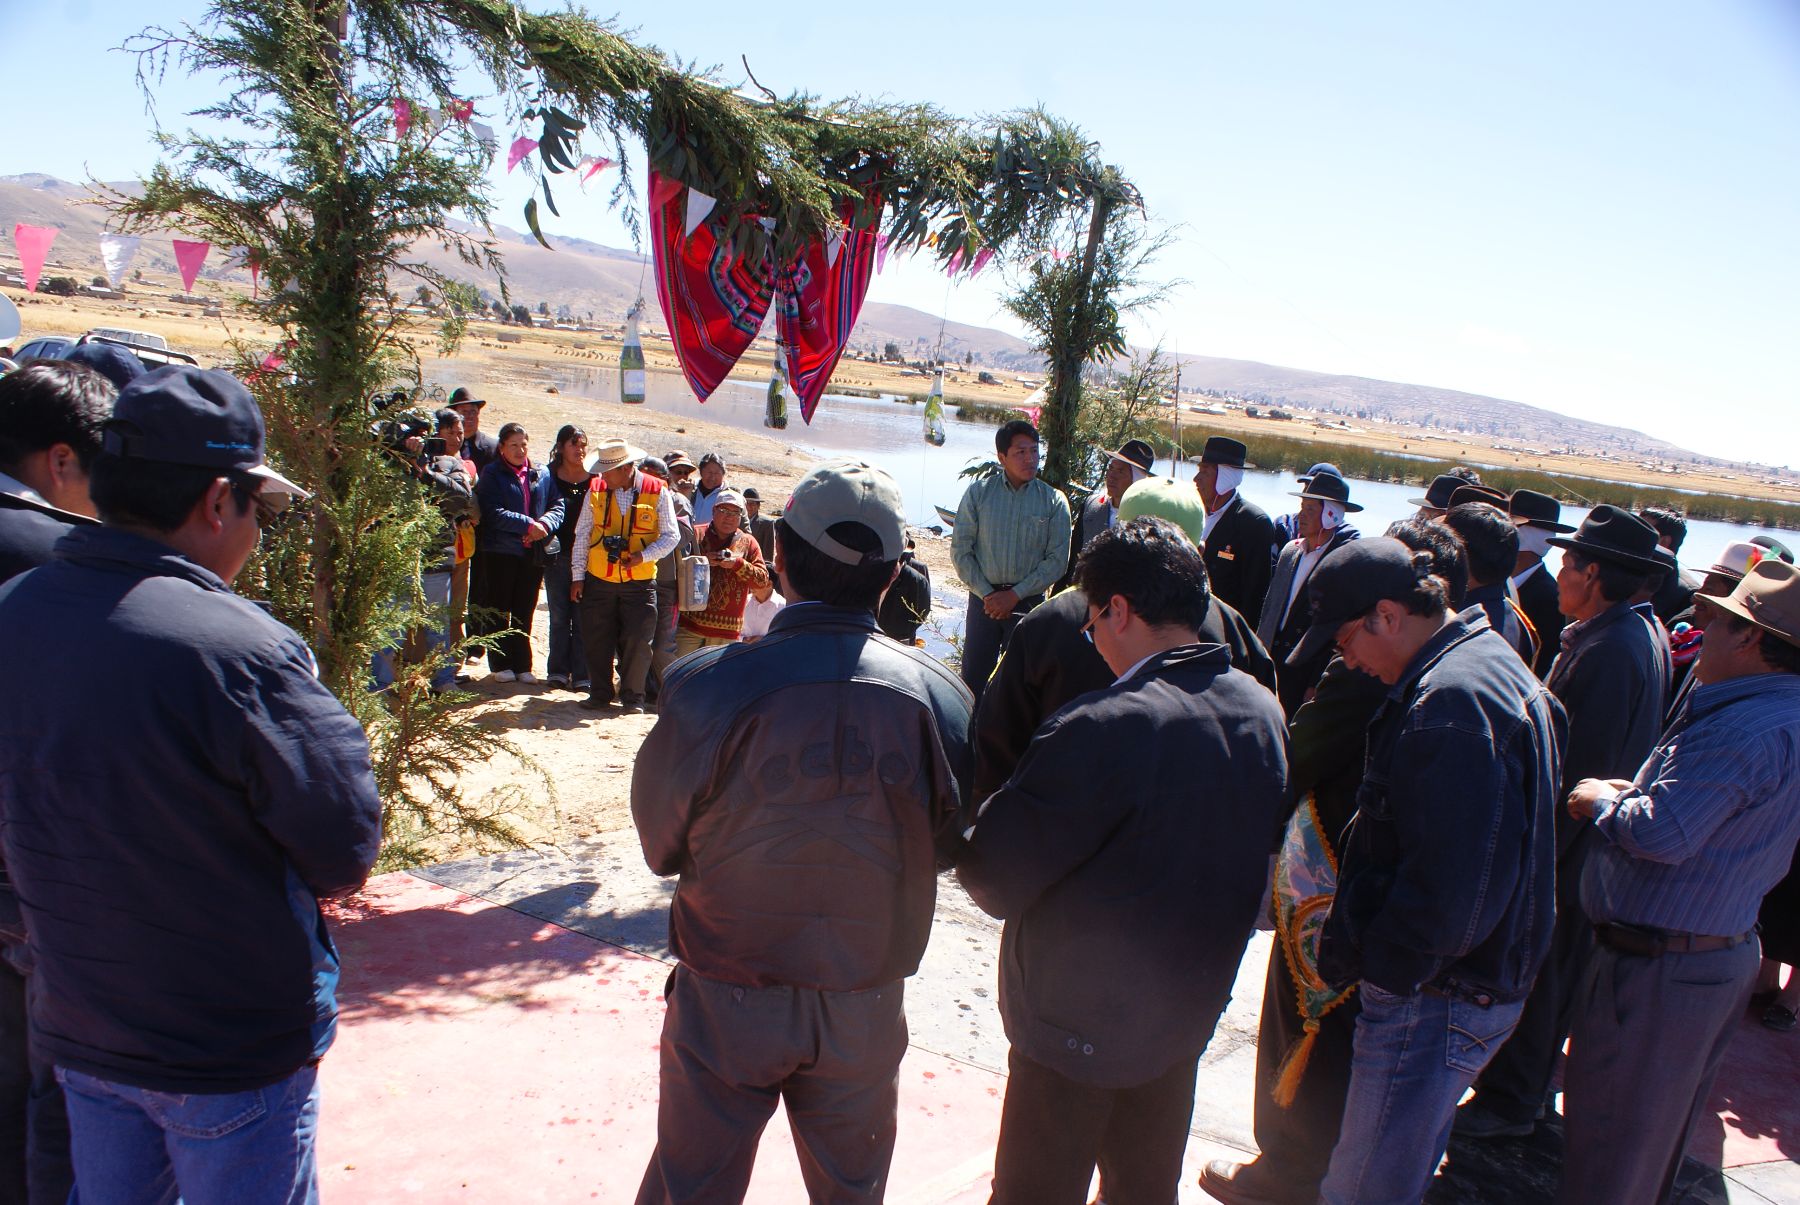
left=0, top=526, right=382, bottom=1092
left=475, top=459, right=564, bottom=557
left=1320, top=613, right=1567, bottom=1003
left=960, top=645, right=1290, bottom=1088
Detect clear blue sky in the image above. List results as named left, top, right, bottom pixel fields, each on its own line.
left=13, top=0, right=1799, bottom=463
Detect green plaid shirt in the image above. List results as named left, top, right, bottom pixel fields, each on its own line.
left=951, top=470, right=1072, bottom=598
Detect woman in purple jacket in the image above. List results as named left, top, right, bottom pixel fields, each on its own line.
left=470, top=422, right=563, bottom=682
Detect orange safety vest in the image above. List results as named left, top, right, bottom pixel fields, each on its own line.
left=585, top=471, right=663, bottom=583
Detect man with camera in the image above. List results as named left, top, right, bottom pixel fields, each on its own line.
left=373, top=407, right=475, bottom=692
left=570, top=439, right=678, bottom=714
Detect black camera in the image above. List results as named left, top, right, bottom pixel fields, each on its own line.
left=422, top=436, right=448, bottom=459
left=601, top=535, right=629, bottom=563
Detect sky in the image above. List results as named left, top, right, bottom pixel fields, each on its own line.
left=10, top=0, right=1800, bottom=463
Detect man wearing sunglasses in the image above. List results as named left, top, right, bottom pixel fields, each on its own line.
left=0, top=366, right=382, bottom=1202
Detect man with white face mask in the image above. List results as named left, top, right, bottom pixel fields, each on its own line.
left=1506, top=489, right=1575, bottom=678
left=1257, top=469, right=1362, bottom=717
left=1195, top=437, right=1279, bottom=629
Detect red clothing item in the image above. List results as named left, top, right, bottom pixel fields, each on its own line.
left=678, top=525, right=769, bottom=640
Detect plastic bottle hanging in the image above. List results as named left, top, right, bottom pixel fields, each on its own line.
left=923, top=368, right=947, bottom=446
left=765, top=347, right=791, bottom=430
left=619, top=298, right=646, bottom=404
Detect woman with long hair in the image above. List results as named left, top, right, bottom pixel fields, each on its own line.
left=539, top=424, right=592, bottom=690
left=470, top=423, right=563, bottom=682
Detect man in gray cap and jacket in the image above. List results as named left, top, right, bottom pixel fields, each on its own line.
left=632, top=460, right=972, bottom=1204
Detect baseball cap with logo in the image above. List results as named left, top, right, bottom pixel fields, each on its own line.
left=102, top=365, right=308, bottom=500
left=782, top=460, right=907, bottom=565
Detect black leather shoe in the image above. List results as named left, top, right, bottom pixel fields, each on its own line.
left=1198, top=1159, right=1298, bottom=1205
left=577, top=697, right=613, bottom=711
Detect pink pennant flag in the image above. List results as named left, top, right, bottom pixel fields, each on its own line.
left=393, top=98, right=412, bottom=138
left=12, top=224, right=57, bottom=293
left=1024, top=405, right=1042, bottom=425
left=506, top=137, right=537, bottom=172
left=1051, top=248, right=1070, bottom=262
left=243, top=248, right=264, bottom=297
left=875, top=233, right=890, bottom=274
left=969, top=247, right=994, bottom=277
left=172, top=239, right=211, bottom=293
left=649, top=172, right=683, bottom=210
left=582, top=156, right=615, bottom=182
left=448, top=99, right=473, bottom=123
left=945, top=247, right=965, bottom=277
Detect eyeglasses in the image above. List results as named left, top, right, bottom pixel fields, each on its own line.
left=1080, top=602, right=1112, bottom=645
left=1333, top=609, right=1377, bottom=653
left=231, top=476, right=295, bottom=530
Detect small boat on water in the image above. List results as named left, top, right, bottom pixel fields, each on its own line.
left=934, top=504, right=957, bottom=527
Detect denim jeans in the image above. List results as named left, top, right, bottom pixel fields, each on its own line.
left=1319, top=983, right=1524, bottom=1205
left=544, top=555, right=588, bottom=683
left=371, top=570, right=456, bottom=692
left=59, top=1064, right=320, bottom=1205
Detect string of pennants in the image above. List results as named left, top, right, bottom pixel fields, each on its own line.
left=7, top=224, right=267, bottom=297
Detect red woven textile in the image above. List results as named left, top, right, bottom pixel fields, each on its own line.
left=648, top=170, right=882, bottom=424
left=774, top=215, right=881, bottom=423
left=648, top=170, right=774, bottom=403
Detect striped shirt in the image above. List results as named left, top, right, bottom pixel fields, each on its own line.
left=1582, top=671, right=1800, bottom=936
left=951, top=470, right=1071, bottom=599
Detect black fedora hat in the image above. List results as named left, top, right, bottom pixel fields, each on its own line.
left=1105, top=438, right=1157, bottom=475
left=1200, top=436, right=1249, bottom=468
left=1290, top=470, right=1364, bottom=513
left=1447, top=484, right=1507, bottom=510
left=1547, top=504, right=1663, bottom=574
left=1507, top=488, right=1575, bottom=533
left=1408, top=473, right=1464, bottom=510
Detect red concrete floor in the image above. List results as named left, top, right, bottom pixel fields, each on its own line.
left=317, top=872, right=1797, bottom=1202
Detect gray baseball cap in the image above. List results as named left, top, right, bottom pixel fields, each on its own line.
left=782, top=460, right=907, bottom=565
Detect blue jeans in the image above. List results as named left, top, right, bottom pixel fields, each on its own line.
left=544, top=554, right=587, bottom=683
left=59, top=1064, right=320, bottom=1205
left=1319, top=983, right=1524, bottom=1205
left=372, top=570, right=456, bottom=692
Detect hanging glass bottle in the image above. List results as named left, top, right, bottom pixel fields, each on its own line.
left=765, top=346, right=791, bottom=430
left=923, top=368, right=947, bottom=446
left=619, top=297, right=646, bottom=405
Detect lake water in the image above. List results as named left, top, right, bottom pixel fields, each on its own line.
left=547, top=366, right=1792, bottom=649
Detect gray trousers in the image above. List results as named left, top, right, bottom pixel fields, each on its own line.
left=576, top=577, right=656, bottom=705
left=650, top=581, right=680, bottom=695
left=635, top=966, right=908, bottom=1205
left=1557, top=934, right=1759, bottom=1205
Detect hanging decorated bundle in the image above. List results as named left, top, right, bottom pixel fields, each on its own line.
left=923, top=369, right=947, bottom=446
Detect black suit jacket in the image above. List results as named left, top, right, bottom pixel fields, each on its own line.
left=1203, top=493, right=1279, bottom=628
left=0, top=492, right=96, bottom=587
left=970, top=586, right=1276, bottom=803
left=1514, top=560, right=1564, bottom=679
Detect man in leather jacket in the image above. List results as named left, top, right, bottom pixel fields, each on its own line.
left=630, top=461, right=973, bottom=1205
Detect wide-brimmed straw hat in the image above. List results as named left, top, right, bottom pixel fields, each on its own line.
left=590, top=438, right=646, bottom=473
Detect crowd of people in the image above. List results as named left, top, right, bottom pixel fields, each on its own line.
left=0, top=341, right=1797, bottom=1205
left=375, top=387, right=933, bottom=709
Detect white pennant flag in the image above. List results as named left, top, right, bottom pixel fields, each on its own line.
left=469, top=121, right=498, bottom=160
left=825, top=232, right=843, bottom=270
left=99, top=234, right=141, bottom=289
left=683, top=188, right=716, bottom=237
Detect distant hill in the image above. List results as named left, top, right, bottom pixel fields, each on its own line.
left=0, top=173, right=1757, bottom=470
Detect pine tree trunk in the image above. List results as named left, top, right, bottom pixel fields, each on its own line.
left=1041, top=193, right=1115, bottom=490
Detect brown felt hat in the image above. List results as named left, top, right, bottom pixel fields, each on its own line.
left=1709, top=559, right=1800, bottom=649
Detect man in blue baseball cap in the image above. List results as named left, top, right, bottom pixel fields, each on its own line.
left=1299, top=538, right=1565, bottom=1204
left=0, top=365, right=379, bottom=1202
